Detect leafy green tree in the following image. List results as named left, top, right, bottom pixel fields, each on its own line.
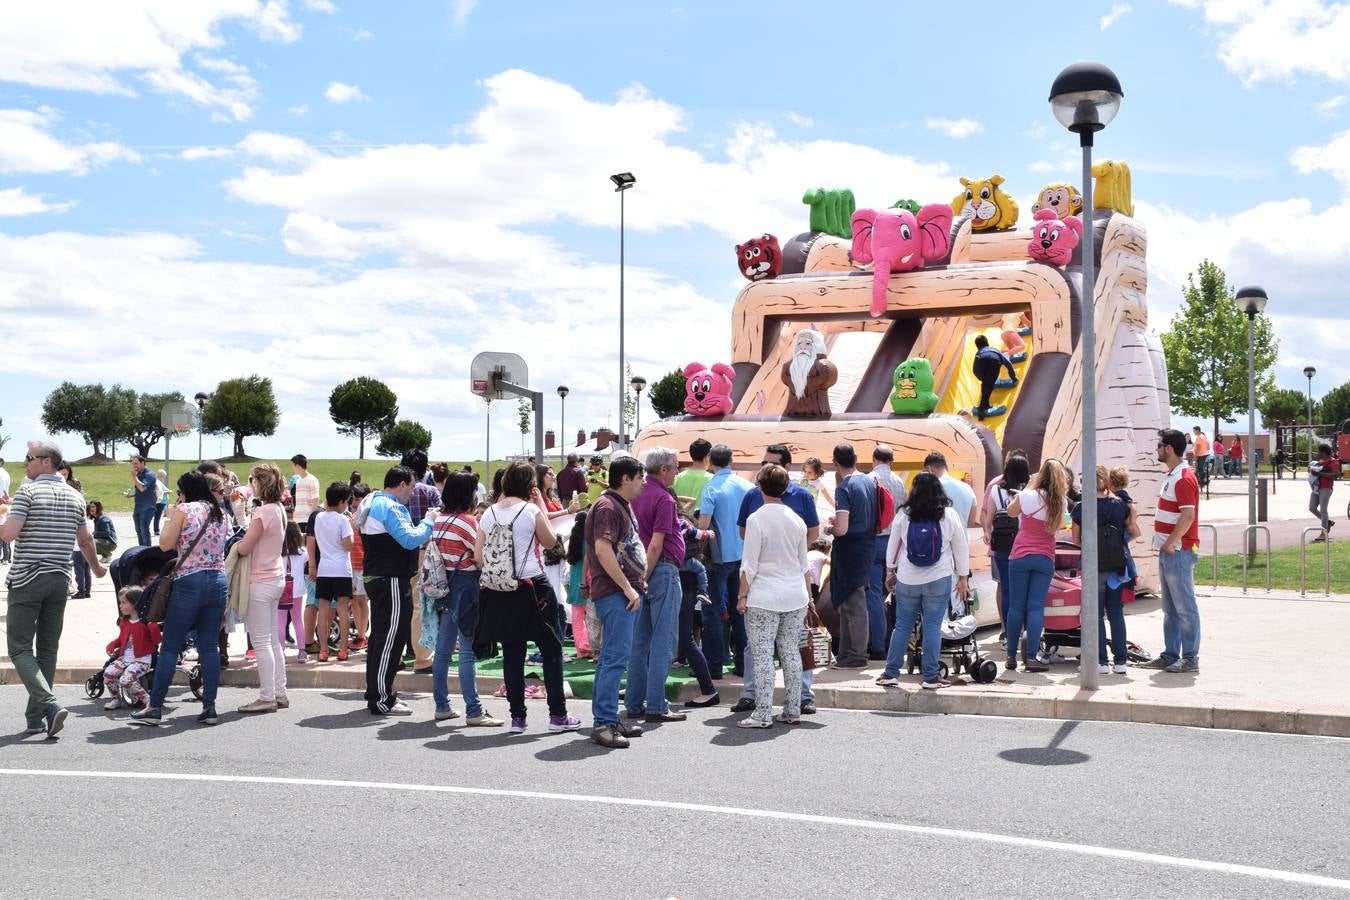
left=1160, top=260, right=1279, bottom=436
left=648, top=369, right=687, bottom=420
left=1319, top=381, right=1350, bottom=430
left=202, top=375, right=279, bottom=458
left=376, top=419, right=432, bottom=458
left=41, top=381, right=137, bottom=458
left=122, top=390, right=185, bottom=458
left=329, top=377, right=398, bottom=459
left=517, top=398, right=531, bottom=454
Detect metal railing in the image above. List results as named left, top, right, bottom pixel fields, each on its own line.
left=1197, top=523, right=1219, bottom=590
left=1300, top=527, right=1331, bottom=598
left=1241, top=524, right=1271, bottom=594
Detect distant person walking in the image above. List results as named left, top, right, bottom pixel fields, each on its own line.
left=1, top=441, right=106, bottom=737
left=129, top=454, right=158, bottom=547
left=1142, top=428, right=1202, bottom=674
left=1309, top=443, right=1341, bottom=542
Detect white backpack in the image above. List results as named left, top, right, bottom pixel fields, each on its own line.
left=480, top=505, right=528, bottom=592
left=421, top=520, right=450, bottom=600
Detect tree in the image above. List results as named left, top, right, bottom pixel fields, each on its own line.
left=121, top=391, right=185, bottom=459
left=517, top=398, right=531, bottom=454
left=0, top=416, right=9, bottom=454
left=620, top=363, right=637, bottom=435
left=1320, top=381, right=1350, bottom=430
left=1260, top=387, right=1310, bottom=431
left=202, top=375, right=279, bottom=458
left=40, top=381, right=137, bottom=459
left=648, top=369, right=688, bottom=420
left=1160, top=260, right=1278, bottom=436
left=329, top=377, right=398, bottom=459
left=376, top=419, right=432, bottom=458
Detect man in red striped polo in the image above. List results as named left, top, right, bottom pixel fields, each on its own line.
left=1142, top=428, right=1202, bottom=674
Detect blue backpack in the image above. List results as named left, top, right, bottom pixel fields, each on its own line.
left=905, top=517, right=944, bottom=567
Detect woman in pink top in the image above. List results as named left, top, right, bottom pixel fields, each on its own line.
left=1003, top=458, right=1069, bottom=672
left=234, top=463, right=290, bottom=713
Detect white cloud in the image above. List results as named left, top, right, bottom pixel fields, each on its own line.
left=181, top=146, right=234, bottom=161
left=304, top=0, right=337, bottom=11
left=324, top=81, right=368, bottom=104
left=0, top=187, right=75, bottom=216
left=1100, top=2, right=1132, bottom=30
left=288, top=104, right=311, bottom=118
left=142, top=66, right=258, bottom=122
left=0, top=108, right=139, bottom=175
left=1021, top=120, right=1048, bottom=139
left=345, top=28, right=375, bottom=41
left=1317, top=95, right=1348, bottom=118
left=924, top=116, right=983, bottom=140
left=253, top=0, right=303, bottom=42
left=452, top=0, right=478, bottom=32
left=785, top=111, right=814, bottom=128
left=1290, top=128, right=1350, bottom=186
left=1172, top=0, right=1350, bottom=85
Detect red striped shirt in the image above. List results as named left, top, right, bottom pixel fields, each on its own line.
left=1154, top=463, right=1200, bottom=551
left=433, top=513, right=478, bottom=571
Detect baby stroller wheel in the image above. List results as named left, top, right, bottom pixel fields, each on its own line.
left=938, top=661, right=949, bottom=680
left=905, top=651, right=918, bottom=675
left=974, top=659, right=999, bottom=684
left=84, top=673, right=105, bottom=699
left=188, top=665, right=204, bottom=700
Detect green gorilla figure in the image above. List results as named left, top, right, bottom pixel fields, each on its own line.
left=889, top=358, right=939, bottom=415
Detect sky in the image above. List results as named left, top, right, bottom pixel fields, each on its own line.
left=2, top=0, right=1348, bottom=463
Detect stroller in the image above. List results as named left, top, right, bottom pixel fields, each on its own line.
left=1038, top=541, right=1150, bottom=664
left=902, top=594, right=1000, bottom=684
left=85, top=546, right=204, bottom=703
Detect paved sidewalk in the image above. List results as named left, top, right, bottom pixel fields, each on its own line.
left=3, top=550, right=1348, bottom=736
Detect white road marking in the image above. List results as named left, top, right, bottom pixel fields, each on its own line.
left=2, top=767, right=1348, bottom=890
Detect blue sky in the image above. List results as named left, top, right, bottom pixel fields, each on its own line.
left=2, top=0, right=1348, bottom=463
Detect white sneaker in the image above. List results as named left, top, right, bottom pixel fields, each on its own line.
left=381, top=701, right=413, bottom=716
left=104, top=698, right=122, bottom=710
left=1098, top=664, right=1109, bottom=675
left=1113, top=663, right=1129, bottom=674
left=183, top=648, right=199, bottom=662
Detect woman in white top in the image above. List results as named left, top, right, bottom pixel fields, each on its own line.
left=877, top=472, right=970, bottom=690
left=234, top=463, right=289, bottom=713
left=736, top=464, right=810, bottom=728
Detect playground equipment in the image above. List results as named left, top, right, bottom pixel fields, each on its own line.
left=635, top=160, right=1167, bottom=589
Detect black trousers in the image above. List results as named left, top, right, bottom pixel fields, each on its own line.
left=977, top=377, right=998, bottom=417
left=364, top=575, right=411, bottom=712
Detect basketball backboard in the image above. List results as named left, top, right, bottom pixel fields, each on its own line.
left=470, top=352, right=528, bottom=401
left=160, top=399, right=198, bottom=432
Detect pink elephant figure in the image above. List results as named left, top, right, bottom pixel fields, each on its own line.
left=1026, top=208, right=1082, bottom=267
left=683, top=361, right=736, bottom=416
left=849, top=203, right=954, bottom=317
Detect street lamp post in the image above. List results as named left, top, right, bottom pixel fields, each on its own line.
left=193, top=392, right=210, bottom=464
left=1049, top=61, right=1123, bottom=692
left=631, top=375, right=647, bottom=442
left=557, top=385, right=569, bottom=468
left=1237, top=286, right=1267, bottom=558
left=1304, top=366, right=1316, bottom=473
left=611, top=171, right=636, bottom=448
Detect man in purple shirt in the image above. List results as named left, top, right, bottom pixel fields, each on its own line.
left=557, top=454, right=587, bottom=506
left=625, top=446, right=689, bottom=722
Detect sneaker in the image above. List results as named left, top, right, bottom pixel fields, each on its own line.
left=1112, top=663, right=1129, bottom=674
left=1023, top=661, right=1049, bottom=673
left=694, top=593, right=711, bottom=609
left=350, top=637, right=368, bottom=651
left=466, top=712, right=505, bottom=727
left=1098, top=664, right=1110, bottom=675
left=318, top=651, right=330, bottom=663
left=129, top=708, right=162, bottom=726
left=245, top=649, right=257, bottom=661
left=1164, top=659, right=1199, bottom=674
left=509, top=717, right=527, bottom=734
left=401, top=654, right=416, bottom=667
left=196, top=706, right=219, bottom=725
left=306, top=642, right=320, bottom=655
left=275, top=695, right=290, bottom=709
left=875, top=674, right=900, bottom=687
left=434, top=708, right=461, bottom=721
left=45, top=704, right=69, bottom=737
left=237, top=699, right=278, bottom=714
left=1004, top=658, right=1017, bottom=671
left=617, top=721, right=644, bottom=738
left=730, top=696, right=756, bottom=713
left=921, top=678, right=950, bottom=690
left=736, top=718, right=772, bottom=729
left=337, top=650, right=349, bottom=662
left=1140, top=656, right=1174, bottom=670
left=800, top=700, right=817, bottom=715
left=183, top=648, right=199, bottom=662
left=829, top=659, right=867, bottom=669
left=104, top=698, right=123, bottom=711
left=548, top=714, right=582, bottom=732
left=591, top=723, right=629, bottom=748
left=775, top=712, right=801, bottom=725
left=644, top=709, right=687, bottom=723
left=381, top=701, right=414, bottom=716
left=294, top=650, right=309, bottom=664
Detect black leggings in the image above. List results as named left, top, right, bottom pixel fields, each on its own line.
left=678, top=577, right=715, bottom=695
left=501, top=632, right=567, bottom=720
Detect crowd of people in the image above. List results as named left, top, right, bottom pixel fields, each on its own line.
left=2, top=428, right=1207, bottom=743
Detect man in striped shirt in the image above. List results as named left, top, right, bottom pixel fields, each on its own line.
left=1, top=441, right=106, bottom=737
left=1143, top=428, right=1202, bottom=674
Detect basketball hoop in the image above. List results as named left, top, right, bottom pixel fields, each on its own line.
left=173, top=423, right=191, bottom=436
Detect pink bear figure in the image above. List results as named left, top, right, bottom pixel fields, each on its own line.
left=683, top=361, right=736, bottom=416
left=1026, top=208, right=1082, bottom=267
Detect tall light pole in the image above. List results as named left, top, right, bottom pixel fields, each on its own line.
left=193, top=392, right=211, bottom=464
left=631, top=375, right=647, bottom=442
left=1237, top=286, right=1267, bottom=557
left=556, top=385, right=569, bottom=467
left=1304, top=366, right=1316, bottom=473
left=611, top=171, right=636, bottom=448
left=1050, top=61, right=1123, bottom=692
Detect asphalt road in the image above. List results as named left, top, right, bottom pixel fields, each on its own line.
left=1, top=684, right=1347, bottom=898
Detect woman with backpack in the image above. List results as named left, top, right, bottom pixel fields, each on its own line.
left=474, top=461, right=581, bottom=735
left=1002, top=458, right=1070, bottom=673
left=232, top=463, right=290, bottom=713
left=981, top=454, right=1030, bottom=642
left=1071, top=466, right=1140, bottom=675
left=876, top=472, right=970, bottom=690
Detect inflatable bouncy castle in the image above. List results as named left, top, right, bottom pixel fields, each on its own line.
left=634, top=162, right=1168, bottom=590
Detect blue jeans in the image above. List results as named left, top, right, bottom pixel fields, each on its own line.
left=153, top=501, right=167, bottom=535
left=1005, top=554, right=1053, bottom=662
left=149, top=569, right=227, bottom=708
left=865, top=534, right=890, bottom=652
left=679, top=557, right=709, bottom=597
left=704, top=560, right=742, bottom=677
left=133, top=506, right=156, bottom=547
left=625, top=561, right=681, bottom=715
left=591, top=591, right=636, bottom=727
left=882, top=575, right=951, bottom=681
left=432, top=570, right=483, bottom=717
left=1158, top=548, right=1199, bottom=663
left=991, top=551, right=1011, bottom=627
left=1096, top=573, right=1126, bottom=665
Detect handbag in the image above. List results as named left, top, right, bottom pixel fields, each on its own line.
left=542, top=536, right=567, bottom=566
left=138, top=517, right=212, bottom=623
left=800, top=602, right=830, bottom=670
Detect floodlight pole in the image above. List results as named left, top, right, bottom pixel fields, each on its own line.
left=619, top=185, right=626, bottom=449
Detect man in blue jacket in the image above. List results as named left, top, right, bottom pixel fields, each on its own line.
left=359, top=466, right=436, bottom=715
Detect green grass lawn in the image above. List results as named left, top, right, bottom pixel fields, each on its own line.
left=2, top=458, right=516, bottom=513
left=1212, top=540, right=1350, bottom=593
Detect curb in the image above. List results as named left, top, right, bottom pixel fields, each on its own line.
left=5, top=663, right=1347, bottom=738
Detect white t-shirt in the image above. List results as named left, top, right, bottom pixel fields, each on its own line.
left=314, top=509, right=354, bottom=577
left=0, top=466, right=13, bottom=497
left=1018, top=488, right=1053, bottom=521
left=481, top=500, right=544, bottom=580
left=885, top=508, right=971, bottom=586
